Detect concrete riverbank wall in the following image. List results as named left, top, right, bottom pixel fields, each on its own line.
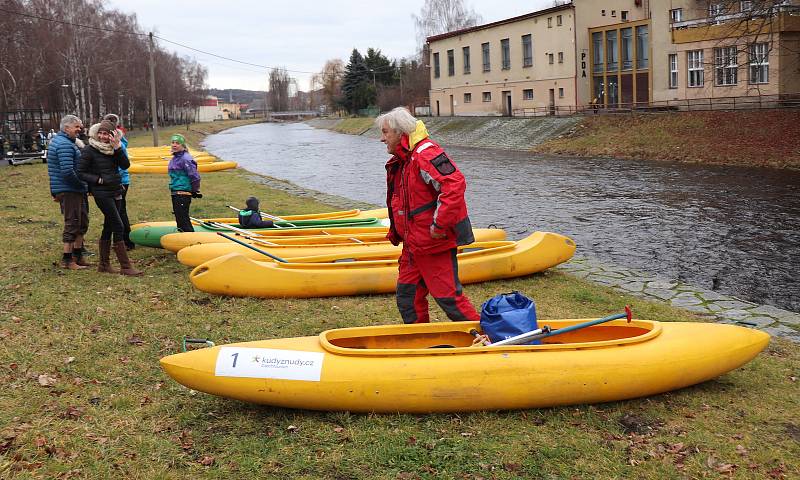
left=307, top=116, right=580, bottom=151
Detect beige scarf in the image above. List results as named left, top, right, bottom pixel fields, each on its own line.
left=88, top=123, right=114, bottom=155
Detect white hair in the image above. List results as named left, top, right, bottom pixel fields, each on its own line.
left=60, top=114, right=81, bottom=131
left=375, top=107, right=417, bottom=134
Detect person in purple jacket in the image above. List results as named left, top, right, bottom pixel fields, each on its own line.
left=167, top=134, right=201, bottom=232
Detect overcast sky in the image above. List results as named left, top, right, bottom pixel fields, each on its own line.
left=107, top=0, right=555, bottom=92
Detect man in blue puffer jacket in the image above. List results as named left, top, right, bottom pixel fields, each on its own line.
left=47, top=114, right=90, bottom=269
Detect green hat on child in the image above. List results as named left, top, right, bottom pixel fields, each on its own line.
left=171, top=134, right=186, bottom=146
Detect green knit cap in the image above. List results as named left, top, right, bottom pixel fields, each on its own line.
left=170, top=134, right=186, bottom=146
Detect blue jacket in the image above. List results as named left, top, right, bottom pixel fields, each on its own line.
left=46, top=131, right=87, bottom=195
left=168, top=150, right=201, bottom=193
left=118, top=135, right=130, bottom=186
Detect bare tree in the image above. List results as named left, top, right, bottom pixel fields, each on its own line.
left=0, top=0, right=208, bottom=131
left=313, top=59, right=345, bottom=112
left=268, top=67, right=291, bottom=112
left=412, top=0, right=483, bottom=51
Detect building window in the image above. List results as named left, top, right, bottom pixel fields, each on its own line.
left=687, top=50, right=704, bottom=87
left=749, top=42, right=769, bottom=84
left=548, top=53, right=554, bottom=64
left=592, top=31, right=603, bottom=73
left=523, top=89, right=533, bottom=100
left=668, top=53, right=678, bottom=88
left=501, top=38, right=510, bottom=70
left=522, top=34, right=533, bottom=67
left=611, top=10, right=616, bottom=17
left=636, top=25, right=649, bottom=69
left=740, top=1, right=753, bottom=11
left=708, top=3, right=723, bottom=24
left=558, top=52, right=564, bottom=63
left=621, top=27, right=633, bottom=70
left=464, top=92, right=472, bottom=103
left=482, top=91, right=491, bottom=102
left=447, top=49, right=455, bottom=77
left=670, top=8, right=682, bottom=23
left=714, top=46, right=737, bottom=85
left=548, top=17, right=552, bottom=28
left=557, top=15, right=562, bottom=26
left=463, top=46, right=470, bottom=74
left=482, top=42, right=490, bottom=72
left=558, top=87, right=564, bottom=98
left=621, top=10, right=628, bottom=21
left=433, top=52, right=440, bottom=78
left=606, top=30, right=618, bottom=72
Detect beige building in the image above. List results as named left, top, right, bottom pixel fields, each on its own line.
left=427, top=0, right=800, bottom=116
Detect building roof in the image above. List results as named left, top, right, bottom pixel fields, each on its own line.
left=426, top=2, right=574, bottom=43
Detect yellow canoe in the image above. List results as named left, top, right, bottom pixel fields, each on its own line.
left=128, top=161, right=237, bottom=174
left=189, top=231, right=576, bottom=298
left=176, top=228, right=509, bottom=265
left=129, top=155, right=217, bottom=164
left=132, top=207, right=389, bottom=233
left=160, top=319, right=769, bottom=413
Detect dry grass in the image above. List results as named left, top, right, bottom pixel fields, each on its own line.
left=0, top=125, right=797, bottom=478
left=535, top=110, right=800, bottom=170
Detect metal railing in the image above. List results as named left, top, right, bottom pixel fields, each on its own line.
left=512, top=93, right=800, bottom=117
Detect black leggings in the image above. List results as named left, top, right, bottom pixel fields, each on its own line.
left=119, top=184, right=132, bottom=244
left=93, top=196, right=125, bottom=242
left=171, top=194, right=194, bottom=232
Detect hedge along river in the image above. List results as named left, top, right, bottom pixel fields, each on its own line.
left=203, top=121, right=800, bottom=313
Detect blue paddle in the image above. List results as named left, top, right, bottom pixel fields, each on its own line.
left=484, top=306, right=632, bottom=346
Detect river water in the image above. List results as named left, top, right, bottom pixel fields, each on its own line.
left=204, top=122, right=800, bottom=313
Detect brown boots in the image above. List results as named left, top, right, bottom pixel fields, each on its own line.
left=113, top=241, right=142, bottom=276
left=73, top=245, right=92, bottom=267
left=97, top=240, right=142, bottom=276
left=97, top=240, right=118, bottom=274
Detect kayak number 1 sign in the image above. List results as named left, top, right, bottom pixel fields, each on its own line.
left=214, top=347, right=324, bottom=381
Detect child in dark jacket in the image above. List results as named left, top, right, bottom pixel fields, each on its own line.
left=238, top=197, right=274, bottom=228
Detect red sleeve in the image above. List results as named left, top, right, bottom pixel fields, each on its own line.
left=416, top=147, right=467, bottom=230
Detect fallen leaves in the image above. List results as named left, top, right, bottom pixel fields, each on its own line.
left=37, top=374, right=57, bottom=387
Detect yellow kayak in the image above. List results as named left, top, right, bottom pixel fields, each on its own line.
left=189, top=231, right=576, bottom=298
left=160, top=319, right=769, bottom=412
left=128, top=161, right=237, bottom=174
left=132, top=208, right=389, bottom=233
left=129, top=155, right=217, bottom=164
left=175, top=228, right=508, bottom=265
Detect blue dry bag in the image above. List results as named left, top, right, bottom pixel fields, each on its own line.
left=480, top=291, right=539, bottom=345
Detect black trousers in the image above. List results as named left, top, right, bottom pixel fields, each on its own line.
left=171, top=194, right=194, bottom=232
left=93, top=195, right=125, bottom=242
left=119, top=184, right=133, bottom=246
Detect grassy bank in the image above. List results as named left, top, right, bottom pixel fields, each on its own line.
left=1, top=130, right=798, bottom=478
left=535, top=110, right=800, bottom=170
left=329, top=118, right=375, bottom=135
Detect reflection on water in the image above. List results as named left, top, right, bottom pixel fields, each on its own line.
left=204, top=122, right=800, bottom=312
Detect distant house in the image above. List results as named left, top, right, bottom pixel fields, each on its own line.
left=218, top=102, right=241, bottom=120
left=194, top=96, right=223, bottom=122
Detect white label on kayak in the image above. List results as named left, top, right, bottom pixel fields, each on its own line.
left=214, top=347, right=324, bottom=381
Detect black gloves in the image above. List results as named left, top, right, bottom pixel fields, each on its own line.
left=191, top=191, right=203, bottom=199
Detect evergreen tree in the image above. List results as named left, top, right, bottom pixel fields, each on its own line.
left=341, top=49, right=373, bottom=113
left=364, top=48, right=397, bottom=86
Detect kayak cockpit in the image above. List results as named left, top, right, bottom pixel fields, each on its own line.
left=320, top=319, right=660, bottom=356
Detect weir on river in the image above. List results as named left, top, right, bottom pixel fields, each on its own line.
left=203, top=121, right=800, bottom=313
